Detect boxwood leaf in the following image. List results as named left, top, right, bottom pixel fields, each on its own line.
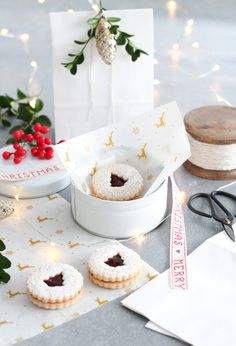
left=0, top=96, right=10, bottom=108
left=33, top=115, right=51, bottom=127
left=125, top=42, right=134, bottom=56
left=2, top=119, right=11, bottom=127
left=34, top=99, right=44, bottom=112
left=116, top=33, right=126, bottom=46
left=6, top=138, right=15, bottom=145
left=0, top=270, right=10, bottom=283
left=107, top=17, right=121, bottom=23
left=0, top=254, right=11, bottom=269
left=75, top=53, right=84, bottom=65
left=17, top=89, right=27, bottom=99
left=18, top=105, right=33, bottom=122
left=0, top=240, right=6, bottom=251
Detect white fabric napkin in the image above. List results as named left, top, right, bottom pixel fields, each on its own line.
left=122, top=225, right=236, bottom=346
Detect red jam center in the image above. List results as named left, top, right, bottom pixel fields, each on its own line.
left=110, top=174, right=127, bottom=187
left=44, top=273, right=64, bottom=287
left=105, top=253, right=124, bottom=267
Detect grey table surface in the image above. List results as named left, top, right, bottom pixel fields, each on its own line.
left=0, top=0, right=236, bottom=345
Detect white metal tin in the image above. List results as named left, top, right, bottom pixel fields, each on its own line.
left=71, top=179, right=168, bottom=239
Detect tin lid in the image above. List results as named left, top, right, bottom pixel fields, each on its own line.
left=184, top=105, right=236, bottom=144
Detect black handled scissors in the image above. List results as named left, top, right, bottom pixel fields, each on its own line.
left=188, top=191, right=236, bottom=242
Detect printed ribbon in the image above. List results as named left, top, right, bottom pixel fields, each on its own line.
left=0, top=164, right=64, bottom=182
left=170, top=175, right=188, bottom=290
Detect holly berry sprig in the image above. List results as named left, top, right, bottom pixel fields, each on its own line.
left=0, top=240, right=11, bottom=284
left=2, top=123, right=65, bottom=164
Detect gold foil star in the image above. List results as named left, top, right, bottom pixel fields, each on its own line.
left=132, top=127, right=140, bottom=135
left=42, top=323, right=54, bottom=331
left=105, top=131, right=114, bottom=147
left=90, top=162, right=98, bottom=176
left=138, top=144, right=147, bottom=159
left=96, top=297, right=108, bottom=305
left=155, top=112, right=166, bottom=128
left=147, top=174, right=154, bottom=181
left=68, top=241, right=79, bottom=249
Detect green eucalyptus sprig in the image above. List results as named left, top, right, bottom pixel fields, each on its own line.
left=0, top=89, right=51, bottom=144
left=0, top=240, right=11, bottom=284
left=63, top=1, right=148, bottom=75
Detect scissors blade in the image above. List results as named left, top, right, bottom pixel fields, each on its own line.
left=224, top=224, right=235, bottom=242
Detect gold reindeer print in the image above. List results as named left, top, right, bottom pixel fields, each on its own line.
left=132, top=127, right=140, bottom=135
left=105, top=131, right=114, bottom=147
left=36, top=216, right=52, bottom=223
left=155, top=112, right=166, bottom=128
left=64, top=146, right=71, bottom=162
left=26, top=205, right=33, bottom=210
left=7, top=290, right=26, bottom=298
left=147, top=174, right=154, bottom=182
left=17, top=264, right=35, bottom=271
left=0, top=320, right=13, bottom=326
left=29, top=238, right=46, bottom=246
left=147, top=273, right=158, bottom=281
left=68, top=241, right=79, bottom=249
left=96, top=297, right=108, bottom=305
left=71, top=312, right=80, bottom=318
left=56, top=229, right=64, bottom=235
left=90, top=162, right=98, bottom=176
left=47, top=195, right=58, bottom=201
left=138, top=144, right=147, bottom=159
left=42, top=323, right=54, bottom=332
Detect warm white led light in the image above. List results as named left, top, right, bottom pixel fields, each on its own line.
left=0, top=28, right=8, bottom=35
left=172, top=43, right=179, bottom=50
left=153, top=79, right=161, bottom=85
left=167, top=0, right=177, bottom=11
left=91, top=4, right=100, bottom=12
left=153, top=58, right=159, bottom=64
left=192, top=41, right=200, bottom=48
left=184, top=25, right=192, bottom=35
left=38, top=0, right=46, bottom=3
left=212, top=64, right=220, bottom=72
left=30, top=60, right=38, bottom=68
left=187, top=18, right=194, bottom=26
left=19, top=33, right=30, bottom=42
left=67, top=9, right=75, bottom=13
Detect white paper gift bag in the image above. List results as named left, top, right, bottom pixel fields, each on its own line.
left=50, top=9, right=154, bottom=141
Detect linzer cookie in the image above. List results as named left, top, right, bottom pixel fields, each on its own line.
left=27, top=263, right=83, bottom=309
left=91, top=163, right=143, bottom=201
left=184, top=105, right=236, bottom=180
left=88, top=244, right=142, bottom=289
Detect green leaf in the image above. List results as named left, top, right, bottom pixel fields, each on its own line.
left=87, top=17, right=99, bottom=26
left=0, top=96, right=10, bottom=108
left=1, top=119, right=11, bottom=127
left=74, top=40, right=87, bottom=45
left=34, top=115, right=51, bottom=127
left=0, top=254, right=11, bottom=269
left=24, top=125, right=33, bottom=134
left=18, top=105, right=33, bottom=122
left=34, top=99, right=44, bottom=112
left=17, top=89, right=27, bottom=99
left=125, top=42, right=134, bottom=56
left=109, top=25, right=119, bottom=35
left=116, top=33, right=126, bottom=46
left=137, top=49, right=148, bottom=56
left=88, top=28, right=96, bottom=38
left=68, top=53, right=76, bottom=57
left=0, top=270, right=10, bottom=283
left=119, top=31, right=134, bottom=38
left=6, top=137, right=15, bottom=145
left=132, top=50, right=141, bottom=62
left=107, top=17, right=121, bottom=23
left=9, top=125, right=23, bottom=134
left=0, top=240, right=6, bottom=251
left=74, top=53, right=84, bottom=65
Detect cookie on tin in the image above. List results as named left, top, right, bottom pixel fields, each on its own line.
left=91, top=163, right=143, bottom=201
left=27, top=263, right=83, bottom=309
left=88, top=244, right=142, bottom=289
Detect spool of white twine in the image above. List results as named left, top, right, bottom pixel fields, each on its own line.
left=188, top=134, right=236, bottom=171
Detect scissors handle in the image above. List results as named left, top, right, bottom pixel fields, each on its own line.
left=210, top=191, right=235, bottom=224
left=188, top=193, right=214, bottom=218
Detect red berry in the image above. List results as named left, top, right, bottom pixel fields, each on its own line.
left=33, top=123, right=42, bottom=132
left=37, top=137, right=45, bottom=145
left=19, top=129, right=25, bottom=137
left=2, top=151, right=11, bottom=160
left=40, top=126, right=50, bottom=134
left=45, top=146, right=54, bottom=152
left=31, top=147, right=38, bottom=157
left=13, top=142, right=21, bottom=150
left=14, top=156, right=22, bottom=164
left=57, top=139, right=65, bottom=144
left=13, top=130, right=22, bottom=140
left=25, top=133, right=34, bottom=142
left=34, top=133, right=42, bottom=140
left=45, top=151, right=54, bottom=160
left=14, top=148, right=27, bottom=157
left=20, top=148, right=27, bottom=157
left=37, top=150, right=45, bottom=160
left=38, top=143, right=47, bottom=150
left=44, top=137, right=52, bottom=145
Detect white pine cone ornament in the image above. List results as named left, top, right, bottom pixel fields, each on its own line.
left=95, top=17, right=117, bottom=65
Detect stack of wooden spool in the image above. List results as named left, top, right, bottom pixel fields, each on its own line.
left=184, top=105, right=236, bottom=180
